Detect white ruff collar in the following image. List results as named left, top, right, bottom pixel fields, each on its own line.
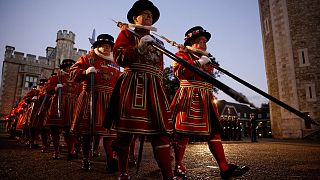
left=186, top=46, right=210, bottom=56
left=94, top=48, right=114, bottom=61
left=129, top=24, right=157, bottom=32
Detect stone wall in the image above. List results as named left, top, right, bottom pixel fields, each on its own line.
left=287, top=0, right=320, bottom=125
left=259, top=0, right=320, bottom=138
left=0, top=30, right=87, bottom=118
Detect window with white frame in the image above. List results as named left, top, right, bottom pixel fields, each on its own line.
left=305, top=84, right=316, bottom=102
left=24, top=75, right=38, bottom=88
left=298, top=48, right=310, bottom=67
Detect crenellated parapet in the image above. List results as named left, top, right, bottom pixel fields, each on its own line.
left=56, top=30, right=75, bottom=44
left=72, top=48, right=87, bottom=60
left=4, top=45, right=55, bottom=67
left=0, top=29, right=88, bottom=118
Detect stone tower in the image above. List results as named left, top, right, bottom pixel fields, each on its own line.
left=258, top=0, right=320, bottom=138
left=0, top=30, right=87, bottom=118
left=55, top=30, right=75, bottom=69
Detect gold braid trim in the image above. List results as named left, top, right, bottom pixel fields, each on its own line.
left=154, top=144, right=170, bottom=150
left=209, top=139, right=222, bottom=142
left=180, top=80, right=213, bottom=90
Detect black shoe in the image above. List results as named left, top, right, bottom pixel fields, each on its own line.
left=41, top=146, right=49, bottom=153
left=106, top=158, right=118, bottom=174
left=29, top=143, right=39, bottom=149
left=119, top=173, right=131, bottom=180
left=128, top=158, right=136, bottom=167
left=92, top=152, right=101, bottom=158
left=52, top=153, right=61, bottom=160
left=174, top=165, right=187, bottom=180
left=220, top=164, right=250, bottom=180
left=82, top=159, right=92, bottom=171
left=67, top=153, right=78, bottom=161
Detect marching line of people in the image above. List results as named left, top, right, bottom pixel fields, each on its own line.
left=4, top=0, right=250, bottom=179
left=6, top=59, right=82, bottom=160
left=221, top=117, right=243, bottom=142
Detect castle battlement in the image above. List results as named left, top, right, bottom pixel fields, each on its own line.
left=5, top=46, right=54, bottom=66
left=56, top=30, right=75, bottom=43
left=0, top=30, right=86, bottom=118
left=73, top=48, right=87, bottom=56
left=26, top=54, right=36, bottom=61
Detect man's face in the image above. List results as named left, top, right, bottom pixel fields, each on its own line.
left=133, top=10, right=153, bottom=26
left=63, top=66, right=70, bottom=72
left=97, top=43, right=112, bottom=55
left=191, top=36, right=207, bottom=51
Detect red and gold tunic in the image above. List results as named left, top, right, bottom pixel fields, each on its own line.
left=170, top=51, right=222, bottom=135
left=70, top=52, right=120, bottom=136
left=44, top=71, right=82, bottom=127
left=23, top=88, right=38, bottom=126
left=106, top=28, right=173, bottom=135
left=6, top=109, right=16, bottom=129
left=29, top=88, right=50, bottom=129
left=27, top=89, right=40, bottom=127
left=15, top=100, right=28, bottom=132
left=24, top=88, right=38, bottom=103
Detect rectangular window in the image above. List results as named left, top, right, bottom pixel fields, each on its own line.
left=298, top=48, right=310, bottom=67
left=301, top=51, right=305, bottom=64
left=25, top=82, right=30, bottom=88
left=20, top=65, right=25, bottom=72
left=305, top=84, right=316, bottom=102
left=24, top=75, right=38, bottom=88
left=309, top=87, right=312, bottom=99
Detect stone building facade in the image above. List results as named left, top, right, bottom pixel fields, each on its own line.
left=0, top=30, right=87, bottom=118
left=258, top=0, right=320, bottom=138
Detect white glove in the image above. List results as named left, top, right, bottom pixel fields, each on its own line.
left=55, top=83, right=63, bottom=91
left=198, top=55, right=211, bottom=66
left=56, top=84, right=63, bottom=88
left=85, top=66, right=97, bottom=75
left=138, top=35, right=155, bottom=48
left=32, top=96, right=38, bottom=100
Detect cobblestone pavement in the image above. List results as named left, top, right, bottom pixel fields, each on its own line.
left=0, top=132, right=320, bottom=180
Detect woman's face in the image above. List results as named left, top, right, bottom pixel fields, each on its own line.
left=97, top=43, right=112, bottom=55
left=133, top=10, right=153, bottom=26
left=190, top=36, right=207, bottom=51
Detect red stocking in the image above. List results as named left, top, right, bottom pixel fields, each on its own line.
left=51, top=127, right=61, bottom=155
left=151, top=134, right=174, bottom=180
left=103, top=137, right=114, bottom=165
left=174, top=135, right=189, bottom=172
left=112, top=133, right=133, bottom=175
left=208, top=134, right=229, bottom=172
